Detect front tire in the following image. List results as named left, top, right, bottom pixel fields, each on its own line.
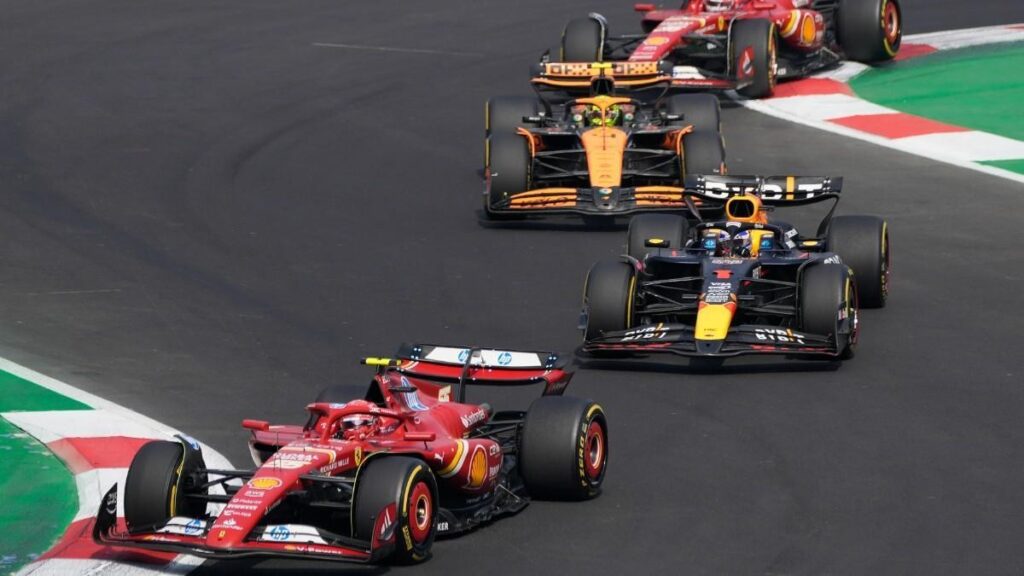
left=520, top=396, right=608, bottom=500
left=352, top=456, right=438, bottom=564
left=485, top=133, right=532, bottom=218
left=627, top=214, right=689, bottom=260
left=561, top=17, right=605, bottom=62
left=124, top=440, right=207, bottom=531
left=826, top=215, right=890, bottom=308
left=838, top=0, right=902, bottom=62
left=583, top=260, right=636, bottom=341
left=730, top=19, right=777, bottom=99
left=485, top=96, right=542, bottom=138
left=799, top=264, right=858, bottom=359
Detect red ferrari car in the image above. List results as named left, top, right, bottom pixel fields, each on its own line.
left=555, top=0, right=902, bottom=98
left=93, top=344, right=608, bottom=564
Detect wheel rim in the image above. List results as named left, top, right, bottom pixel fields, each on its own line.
left=584, top=420, right=605, bottom=481
left=881, top=1, right=901, bottom=54
left=408, top=481, right=432, bottom=544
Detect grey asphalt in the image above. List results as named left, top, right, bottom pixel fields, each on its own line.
left=2, top=1, right=1023, bottom=574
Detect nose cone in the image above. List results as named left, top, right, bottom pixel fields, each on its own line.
left=695, top=302, right=736, bottom=341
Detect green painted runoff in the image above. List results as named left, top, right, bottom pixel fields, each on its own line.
left=850, top=43, right=1024, bottom=142
left=0, top=418, right=77, bottom=574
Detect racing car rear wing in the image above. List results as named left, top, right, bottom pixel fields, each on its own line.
left=683, top=174, right=843, bottom=204
left=530, top=60, right=672, bottom=91
left=683, top=174, right=843, bottom=203
left=373, top=343, right=571, bottom=401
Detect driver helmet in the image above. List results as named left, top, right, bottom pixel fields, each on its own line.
left=731, top=230, right=753, bottom=257
left=706, top=229, right=733, bottom=256
left=570, top=104, right=587, bottom=127
left=705, top=0, right=735, bottom=12
left=336, top=400, right=380, bottom=440
left=587, top=105, right=604, bottom=127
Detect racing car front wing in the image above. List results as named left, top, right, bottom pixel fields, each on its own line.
left=487, top=186, right=720, bottom=216
left=92, top=485, right=385, bottom=564
left=581, top=323, right=840, bottom=358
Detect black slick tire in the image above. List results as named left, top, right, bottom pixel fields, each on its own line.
left=583, top=260, right=636, bottom=341
left=799, top=264, right=857, bottom=359
left=681, top=130, right=726, bottom=178
left=665, top=94, right=721, bottom=133
left=838, top=0, right=902, bottom=62
left=519, top=396, right=608, bottom=500
left=352, top=456, right=438, bottom=564
left=485, top=133, right=531, bottom=219
left=485, top=96, right=542, bottom=138
left=827, top=215, right=889, bottom=308
left=627, top=214, right=689, bottom=260
left=730, top=19, right=777, bottom=99
left=124, top=440, right=206, bottom=531
left=561, top=17, right=605, bottom=62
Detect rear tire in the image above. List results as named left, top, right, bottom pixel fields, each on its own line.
left=730, top=19, right=777, bottom=99
left=520, top=396, right=608, bottom=500
left=583, top=260, right=636, bottom=341
left=838, top=0, right=902, bottom=62
left=352, top=456, right=437, bottom=564
left=561, top=17, right=605, bottom=62
left=826, top=215, right=889, bottom=308
left=799, top=264, right=857, bottom=359
left=124, top=440, right=207, bottom=531
left=485, top=133, right=532, bottom=218
left=681, top=130, right=726, bottom=178
left=627, top=214, right=688, bottom=260
left=665, top=94, right=721, bottom=133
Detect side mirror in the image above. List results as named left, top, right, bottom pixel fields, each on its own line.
left=634, top=3, right=656, bottom=12
left=242, top=419, right=270, bottom=432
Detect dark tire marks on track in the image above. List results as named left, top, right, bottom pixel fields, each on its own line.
left=1, top=1, right=1023, bottom=574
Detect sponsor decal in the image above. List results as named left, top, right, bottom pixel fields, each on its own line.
left=226, top=503, right=259, bottom=511
left=457, top=349, right=470, bottom=363
left=240, top=490, right=264, bottom=499
left=710, top=257, right=744, bottom=265
left=497, top=351, right=512, bottom=365
left=460, top=409, right=488, bottom=428
left=185, top=519, right=203, bottom=535
left=402, top=525, right=414, bottom=551
left=621, top=323, right=669, bottom=342
left=754, top=328, right=806, bottom=344
left=466, top=446, right=488, bottom=489
left=644, top=36, right=670, bottom=46
left=354, top=446, right=364, bottom=466
left=488, top=463, right=501, bottom=479
left=823, top=255, right=842, bottom=264
left=437, top=386, right=451, bottom=402
left=179, top=435, right=201, bottom=451
left=248, top=477, right=283, bottom=490
left=329, top=403, right=347, bottom=409
left=219, top=517, right=245, bottom=531
left=672, top=65, right=706, bottom=80
left=319, top=457, right=350, bottom=474
left=705, top=281, right=732, bottom=304
left=437, top=521, right=450, bottom=532
left=268, top=525, right=290, bottom=541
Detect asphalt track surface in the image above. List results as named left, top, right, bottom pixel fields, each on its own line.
left=2, top=1, right=1023, bottom=574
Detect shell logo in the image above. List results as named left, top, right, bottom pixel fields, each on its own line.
left=800, top=15, right=816, bottom=44
left=466, top=446, right=488, bottom=489
left=644, top=36, right=670, bottom=46
left=248, top=477, right=282, bottom=490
